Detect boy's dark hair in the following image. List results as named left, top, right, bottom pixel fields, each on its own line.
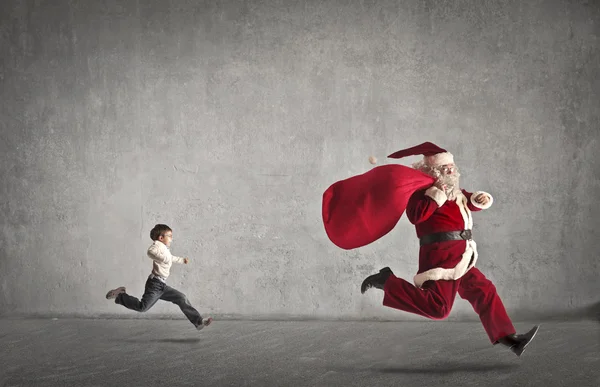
left=150, top=224, right=172, bottom=241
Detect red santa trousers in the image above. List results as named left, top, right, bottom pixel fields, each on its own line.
left=382, top=267, right=516, bottom=344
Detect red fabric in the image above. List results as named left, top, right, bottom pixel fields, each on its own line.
left=406, top=188, right=481, bottom=274
left=387, top=141, right=447, bottom=159
left=322, top=164, right=435, bottom=250
left=382, top=268, right=516, bottom=343
left=406, top=189, right=481, bottom=238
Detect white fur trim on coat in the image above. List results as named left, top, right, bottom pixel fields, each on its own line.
left=471, top=191, right=493, bottom=210
left=424, top=152, right=454, bottom=167
left=455, top=192, right=473, bottom=229
left=425, top=186, right=447, bottom=207
left=413, top=240, right=479, bottom=288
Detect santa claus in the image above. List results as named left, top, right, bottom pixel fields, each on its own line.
left=322, top=142, right=539, bottom=356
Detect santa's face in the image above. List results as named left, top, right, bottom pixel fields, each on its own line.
left=436, top=163, right=461, bottom=198
left=439, top=163, right=457, bottom=176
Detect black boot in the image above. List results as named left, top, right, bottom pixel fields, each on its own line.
left=498, top=325, right=540, bottom=357
left=361, top=267, right=393, bottom=294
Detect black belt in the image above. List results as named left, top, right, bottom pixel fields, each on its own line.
left=420, top=230, right=472, bottom=246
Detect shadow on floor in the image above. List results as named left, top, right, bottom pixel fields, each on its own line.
left=117, top=338, right=202, bottom=344
left=329, top=361, right=518, bottom=375
left=376, top=362, right=518, bottom=374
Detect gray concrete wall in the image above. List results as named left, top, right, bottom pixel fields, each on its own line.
left=1, top=0, right=598, bottom=322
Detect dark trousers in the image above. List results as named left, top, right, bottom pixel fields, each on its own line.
left=116, top=276, right=203, bottom=328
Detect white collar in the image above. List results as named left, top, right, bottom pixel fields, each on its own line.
left=154, top=240, right=168, bottom=249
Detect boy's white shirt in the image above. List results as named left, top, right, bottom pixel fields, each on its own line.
left=147, top=240, right=185, bottom=279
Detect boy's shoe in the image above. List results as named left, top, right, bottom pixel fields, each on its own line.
left=105, top=286, right=126, bottom=299
left=197, top=317, right=213, bottom=330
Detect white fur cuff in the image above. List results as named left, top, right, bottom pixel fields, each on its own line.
left=425, top=186, right=448, bottom=207
left=471, top=191, right=493, bottom=210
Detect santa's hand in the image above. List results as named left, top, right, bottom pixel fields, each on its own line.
left=183, top=257, right=190, bottom=264
left=474, top=193, right=490, bottom=205
left=434, top=180, right=448, bottom=193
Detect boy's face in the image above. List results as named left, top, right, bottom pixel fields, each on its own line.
left=159, top=231, right=173, bottom=247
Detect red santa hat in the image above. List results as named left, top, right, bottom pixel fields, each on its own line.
left=387, top=141, right=454, bottom=167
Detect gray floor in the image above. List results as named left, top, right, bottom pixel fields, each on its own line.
left=0, top=318, right=598, bottom=387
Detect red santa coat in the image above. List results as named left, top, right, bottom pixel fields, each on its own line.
left=406, top=185, right=494, bottom=288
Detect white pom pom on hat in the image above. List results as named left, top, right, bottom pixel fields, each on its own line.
left=387, top=141, right=454, bottom=167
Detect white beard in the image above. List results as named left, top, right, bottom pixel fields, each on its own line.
left=437, top=174, right=461, bottom=200
left=412, top=161, right=462, bottom=200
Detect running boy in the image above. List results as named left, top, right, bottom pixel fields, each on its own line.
left=105, top=224, right=213, bottom=330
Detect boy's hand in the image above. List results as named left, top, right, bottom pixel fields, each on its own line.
left=183, top=258, right=190, bottom=264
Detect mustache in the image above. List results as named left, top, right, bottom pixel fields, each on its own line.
left=437, top=175, right=461, bottom=197
left=438, top=174, right=460, bottom=185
